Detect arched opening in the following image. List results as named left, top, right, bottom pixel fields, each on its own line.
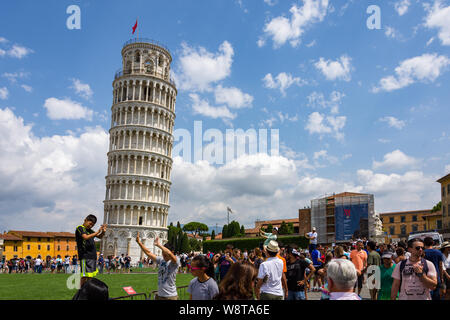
left=139, top=216, right=143, bottom=226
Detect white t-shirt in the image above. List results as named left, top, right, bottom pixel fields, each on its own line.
left=392, top=258, right=437, bottom=300
left=257, top=257, right=284, bottom=297
left=307, top=232, right=318, bottom=245
left=444, top=254, right=450, bottom=270
left=35, top=258, right=42, bottom=266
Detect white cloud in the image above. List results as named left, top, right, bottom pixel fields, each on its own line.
left=0, top=87, right=8, bottom=100
left=70, top=78, right=93, bottom=100
left=445, top=164, right=450, bottom=173
left=262, top=72, right=307, bottom=96
left=372, top=150, right=420, bottom=171
left=424, top=0, right=450, bottom=46
left=0, top=49, right=5, bottom=57
left=0, top=37, right=7, bottom=43
left=307, top=91, right=345, bottom=114
left=394, top=0, right=411, bottom=16
left=264, top=0, right=277, bottom=6
left=378, top=138, right=391, bottom=144
left=379, top=116, right=406, bottom=129
left=21, top=84, right=33, bottom=93
left=373, top=53, right=450, bottom=92
left=0, top=108, right=109, bottom=231
left=357, top=169, right=438, bottom=211
left=43, top=97, right=94, bottom=121
left=305, top=111, right=346, bottom=141
left=260, top=0, right=330, bottom=48
left=2, top=71, right=29, bottom=83
left=189, top=93, right=236, bottom=120
left=314, top=55, right=352, bottom=81
left=214, top=85, right=253, bottom=109
left=313, top=150, right=339, bottom=165
left=7, top=44, right=33, bottom=59
left=385, top=26, right=398, bottom=39
left=174, top=41, right=234, bottom=92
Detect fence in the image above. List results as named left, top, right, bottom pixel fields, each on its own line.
left=148, top=285, right=189, bottom=300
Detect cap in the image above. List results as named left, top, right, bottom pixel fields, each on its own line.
left=381, top=252, right=393, bottom=259
left=312, top=227, right=316, bottom=231
left=291, top=249, right=301, bottom=257
left=441, top=241, right=450, bottom=249
left=273, top=227, right=279, bottom=231
left=266, top=240, right=280, bottom=253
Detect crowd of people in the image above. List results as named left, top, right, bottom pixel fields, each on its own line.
left=4, top=215, right=450, bottom=302
left=0, top=254, right=81, bottom=274
left=131, top=226, right=450, bottom=300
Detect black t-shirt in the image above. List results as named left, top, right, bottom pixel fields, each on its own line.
left=286, top=259, right=310, bottom=291
left=75, top=225, right=97, bottom=260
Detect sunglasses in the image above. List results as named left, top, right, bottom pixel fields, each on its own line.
left=415, top=246, right=425, bottom=251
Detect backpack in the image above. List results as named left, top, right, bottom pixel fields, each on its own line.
left=399, top=258, right=429, bottom=288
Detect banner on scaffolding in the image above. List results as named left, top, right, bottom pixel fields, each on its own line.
left=335, top=203, right=369, bottom=241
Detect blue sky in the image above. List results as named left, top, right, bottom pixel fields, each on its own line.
left=0, top=0, right=449, bottom=232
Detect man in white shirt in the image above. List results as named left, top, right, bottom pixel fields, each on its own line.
left=255, top=240, right=285, bottom=300
left=391, top=239, right=437, bottom=300
left=305, top=227, right=318, bottom=253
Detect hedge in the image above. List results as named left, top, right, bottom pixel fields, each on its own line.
left=202, top=235, right=309, bottom=253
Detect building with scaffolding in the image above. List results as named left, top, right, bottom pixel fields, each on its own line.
left=310, top=192, right=375, bottom=244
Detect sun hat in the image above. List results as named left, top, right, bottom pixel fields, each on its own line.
left=266, top=240, right=280, bottom=253
left=440, top=241, right=450, bottom=249
left=381, top=251, right=393, bottom=259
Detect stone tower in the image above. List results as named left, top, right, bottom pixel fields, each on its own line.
left=101, top=38, right=176, bottom=262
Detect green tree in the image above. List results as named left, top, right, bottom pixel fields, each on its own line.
left=240, top=225, right=245, bottom=236
left=211, top=230, right=216, bottom=240
left=181, top=233, right=190, bottom=253
left=431, top=201, right=442, bottom=213
left=279, top=221, right=289, bottom=235
left=228, top=221, right=241, bottom=238
left=266, top=224, right=273, bottom=233
left=176, top=221, right=181, bottom=229
left=182, top=222, right=209, bottom=238
left=222, top=225, right=229, bottom=239
left=287, top=222, right=294, bottom=234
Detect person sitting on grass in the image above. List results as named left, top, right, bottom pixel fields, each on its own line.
left=136, top=232, right=180, bottom=300
left=75, top=214, right=107, bottom=288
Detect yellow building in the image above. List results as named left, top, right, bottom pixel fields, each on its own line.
left=0, top=233, right=23, bottom=260
left=380, top=209, right=431, bottom=241
left=422, top=211, right=444, bottom=231
left=1, top=230, right=77, bottom=260
left=437, top=173, right=450, bottom=231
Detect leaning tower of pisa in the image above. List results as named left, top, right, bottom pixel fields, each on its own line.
left=101, top=38, right=176, bottom=262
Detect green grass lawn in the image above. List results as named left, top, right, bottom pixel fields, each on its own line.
left=0, top=272, right=194, bottom=300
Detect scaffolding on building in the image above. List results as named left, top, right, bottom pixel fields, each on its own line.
left=311, top=193, right=375, bottom=244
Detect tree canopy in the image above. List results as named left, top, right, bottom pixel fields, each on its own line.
left=182, top=222, right=209, bottom=237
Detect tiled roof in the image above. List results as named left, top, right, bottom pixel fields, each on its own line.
left=0, top=233, right=22, bottom=241
left=380, top=209, right=431, bottom=216
left=46, top=232, right=75, bottom=238
left=437, top=173, right=450, bottom=183
left=256, top=218, right=299, bottom=225
left=9, top=230, right=54, bottom=238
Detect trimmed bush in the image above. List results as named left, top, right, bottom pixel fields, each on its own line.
left=202, top=235, right=309, bottom=253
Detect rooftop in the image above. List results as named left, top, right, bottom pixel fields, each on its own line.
left=437, top=173, right=450, bottom=183
left=0, top=233, right=22, bottom=241
left=380, top=209, right=431, bottom=216
left=122, top=37, right=171, bottom=56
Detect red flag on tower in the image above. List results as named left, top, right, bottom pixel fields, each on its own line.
left=132, top=19, right=138, bottom=34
